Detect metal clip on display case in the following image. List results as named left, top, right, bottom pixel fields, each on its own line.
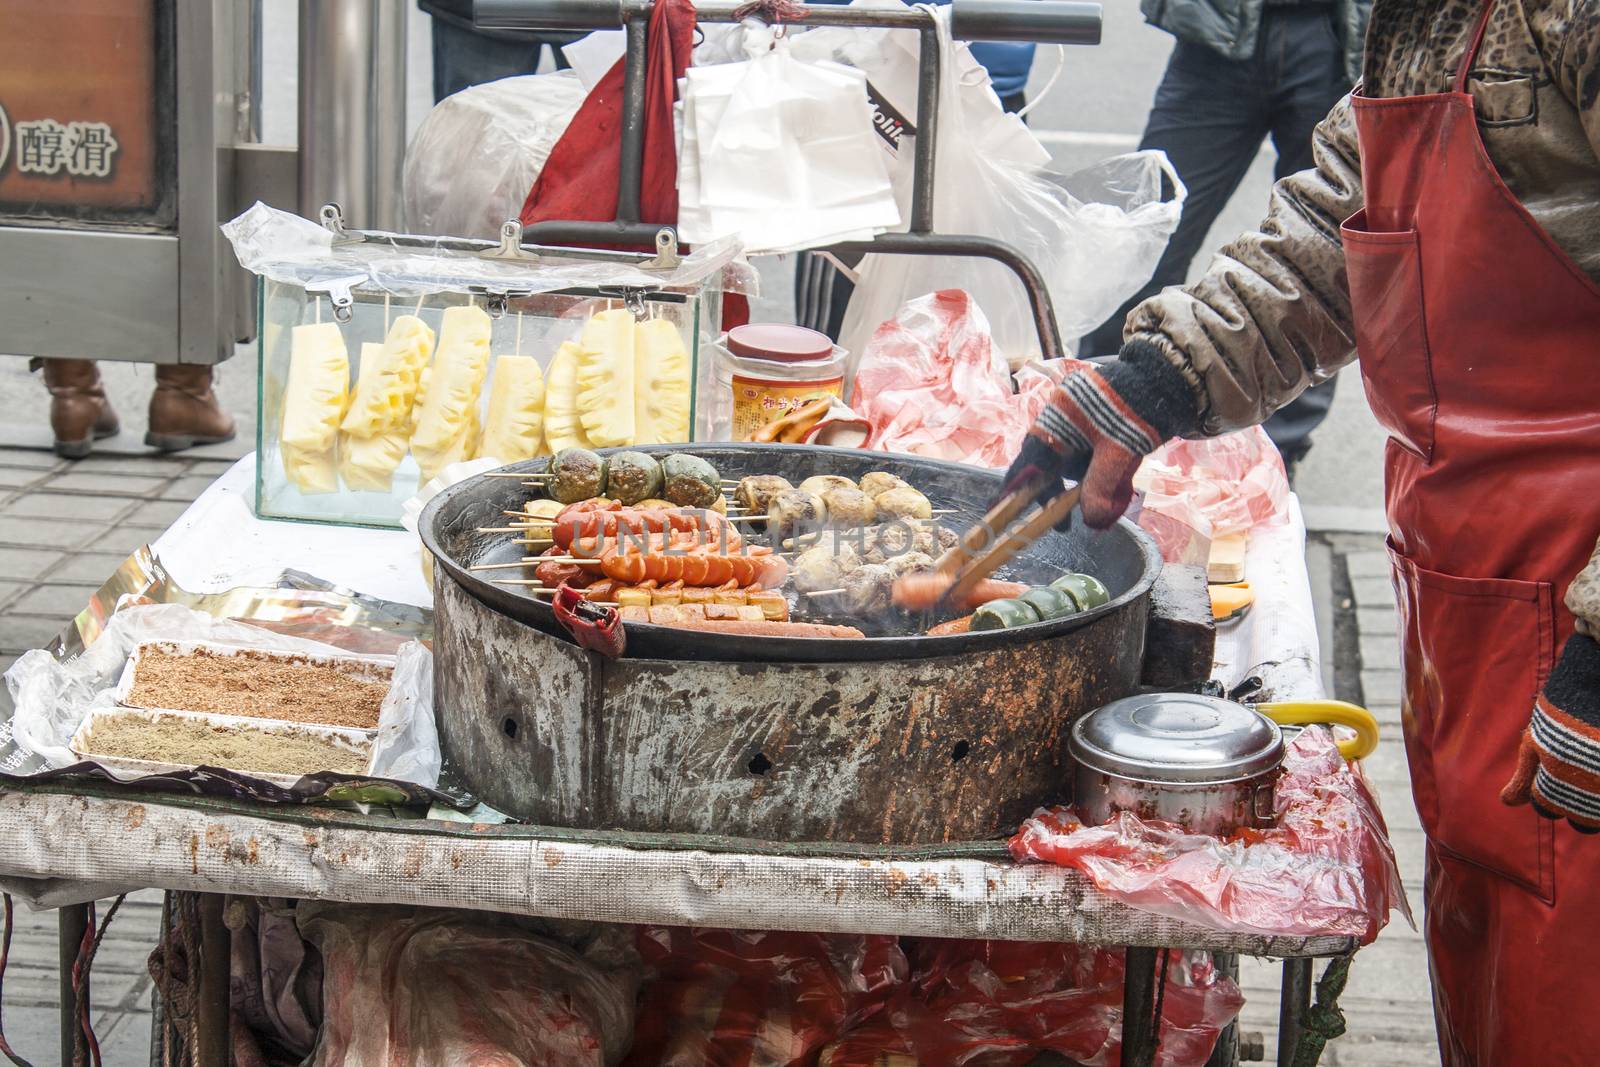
left=474, top=0, right=1104, bottom=360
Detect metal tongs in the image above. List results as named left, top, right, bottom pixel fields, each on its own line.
left=929, top=477, right=1084, bottom=613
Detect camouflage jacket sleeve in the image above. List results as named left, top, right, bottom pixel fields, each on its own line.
left=1569, top=539, right=1600, bottom=641
left=1123, top=94, right=1364, bottom=436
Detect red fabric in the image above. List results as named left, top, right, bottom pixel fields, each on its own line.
left=1344, top=0, right=1600, bottom=1061
left=519, top=0, right=695, bottom=232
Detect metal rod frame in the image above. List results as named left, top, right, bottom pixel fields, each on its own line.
left=58, top=904, right=88, bottom=1066
left=1121, top=946, right=1160, bottom=1067
left=475, top=0, right=1104, bottom=359
left=1278, top=957, right=1314, bottom=1067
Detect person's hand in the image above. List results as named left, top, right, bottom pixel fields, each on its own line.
left=1502, top=632, right=1600, bottom=832
left=996, top=341, right=1198, bottom=528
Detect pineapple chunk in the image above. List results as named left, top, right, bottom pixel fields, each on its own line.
left=282, top=442, right=339, bottom=495
left=281, top=323, right=349, bottom=452
left=476, top=354, right=546, bottom=463
left=542, top=341, right=592, bottom=453
left=413, top=406, right=481, bottom=483
left=340, top=315, right=435, bottom=437
left=575, top=308, right=637, bottom=447
left=409, top=304, right=491, bottom=455
left=634, top=318, right=692, bottom=444
left=340, top=428, right=409, bottom=493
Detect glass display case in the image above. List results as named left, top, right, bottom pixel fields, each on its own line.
left=230, top=206, right=739, bottom=529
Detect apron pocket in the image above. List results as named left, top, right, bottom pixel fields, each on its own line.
left=1340, top=214, right=1438, bottom=461
left=1389, top=544, right=1556, bottom=899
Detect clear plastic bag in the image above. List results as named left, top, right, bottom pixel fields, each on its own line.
left=1009, top=728, right=1413, bottom=945
left=1133, top=426, right=1293, bottom=566
left=821, top=940, right=1244, bottom=1067
left=402, top=72, right=585, bottom=240
left=222, top=202, right=756, bottom=299
left=298, top=904, right=640, bottom=1067
left=831, top=9, right=1184, bottom=367
left=850, top=289, right=1055, bottom=467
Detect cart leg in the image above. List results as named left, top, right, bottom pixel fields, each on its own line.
left=1206, top=952, right=1240, bottom=1067
left=195, top=895, right=229, bottom=1067
left=1122, top=946, right=1161, bottom=1067
left=59, top=903, right=89, bottom=1066
left=1277, top=958, right=1314, bottom=1067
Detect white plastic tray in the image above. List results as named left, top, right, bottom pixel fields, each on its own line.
left=69, top=706, right=377, bottom=786
left=113, top=639, right=395, bottom=733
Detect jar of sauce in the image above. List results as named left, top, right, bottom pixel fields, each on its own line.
left=711, top=323, right=847, bottom=441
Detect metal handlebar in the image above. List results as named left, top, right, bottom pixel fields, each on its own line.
left=476, top=0, right=1102, bottom=41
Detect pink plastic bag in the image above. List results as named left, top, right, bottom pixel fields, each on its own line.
left=820, top=939, right=1243, bottom=1067
left=298, top=905, right=640, bottom=1066
left=623, top=927, right=907, bottom=1067
left=1009, top=728, right=1412, bottom=945
left=1133, top=427, right=1291, bottom=565
left=852, top=290, right=1043, bottom=468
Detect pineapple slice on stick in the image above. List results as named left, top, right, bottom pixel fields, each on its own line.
left=409, top=304, right=491, bottom=455
left=575, top=308, right=637, bottom=447
left=340, top=314, right=435, bottom=437
left=476, top=354, right=546, bottom=463
left=542, top=341, right=592, bottom=453
left=340, top=430, right=409, bottom=493
left=281, top=322, right=349, bottom=492
left=634, top=318, right=692, bottom=444
left=413, top=406, right=481, bottom=483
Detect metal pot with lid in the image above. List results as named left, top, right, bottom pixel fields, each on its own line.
left=1070, top=693, right=1288, bottom=836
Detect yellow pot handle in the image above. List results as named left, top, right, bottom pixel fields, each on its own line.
left=1254, top=700, right=1380, bottom=762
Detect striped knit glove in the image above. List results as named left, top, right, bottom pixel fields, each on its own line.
left=999, top=341, right=1199, bottom=528
left=1502, top=633, right=1600, bottom=833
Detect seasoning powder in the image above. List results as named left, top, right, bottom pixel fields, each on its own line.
left=83, top=714, right=370, bottom=777
left=125, top=646, right=390, bottom=729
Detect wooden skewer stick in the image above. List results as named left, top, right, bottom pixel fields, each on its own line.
left=801, top=588, right=845, bottom=596
left=468, top=559, right=542, bottom=572
left=478, top=526, right=553, bottom=534
left=481, top=470, right=544, bottom=479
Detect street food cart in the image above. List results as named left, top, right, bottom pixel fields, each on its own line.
left=0, top=2, right=1403, bottom=1064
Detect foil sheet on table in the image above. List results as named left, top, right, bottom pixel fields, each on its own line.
left=0, top=546, right=462, bottom=810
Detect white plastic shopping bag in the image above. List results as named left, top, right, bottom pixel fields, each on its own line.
left=814, top=4, right=1184, bottom=367
left=677, top=39, right=901, bottom=253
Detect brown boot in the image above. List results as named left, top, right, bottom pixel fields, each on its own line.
left=147, top=364, right=236, bottom=452
left=41, top=358, right=121, bottom=459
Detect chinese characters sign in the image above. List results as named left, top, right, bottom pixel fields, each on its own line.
left=12, top=118, right=120, bottom=179
left=0, top=0, right=169, bottom=224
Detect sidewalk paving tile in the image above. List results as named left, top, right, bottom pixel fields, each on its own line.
left=11, top=584, right=92, bottom=619
left=1356, top=607, right=1398, bottom=636
left=47, top=471, right=169, bottom=496
left=0, top=613, right=67, bottom=653
left=81, top=523, right=160, bottom=557
left=0, top=449, right=63, bottom=470
left=0, top=548, right=63, bottom=581
left=1344, top=551, right=1393, bottom=580
left=157, top=475, right=222, bottom=502
left=44, top=552, right=134, bottom=586
left=1359, top=634, right=1402, bottom=673
left=123, top=499, right=192, bottom=529
left=0, top=468, right=46, bottom=490
left=0, top=517, right=74, bottom=548
left=1350, top=576, right=1395, bottom=608
left=0, top=581, right=21, bottom=608
left=3, top=492, right=135, bottom=522
left=74, top=455, right=204, bottom=478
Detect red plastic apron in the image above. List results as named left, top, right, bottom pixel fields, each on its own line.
left=1343, top=1, right=1600, bottom=1061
